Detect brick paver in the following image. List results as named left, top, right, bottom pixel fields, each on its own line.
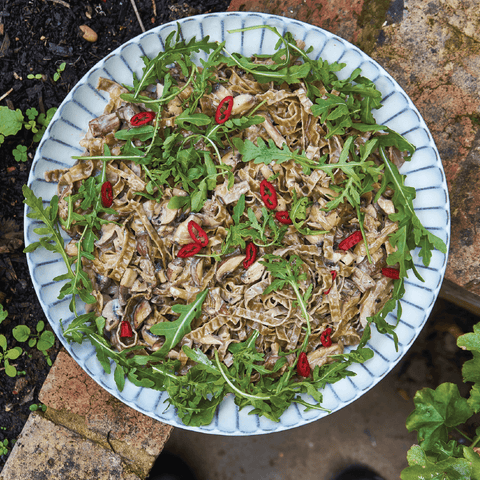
left=38, top=350, right=173, bottom=477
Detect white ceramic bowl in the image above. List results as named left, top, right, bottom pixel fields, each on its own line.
left=24, top=12, right=450, bottom=435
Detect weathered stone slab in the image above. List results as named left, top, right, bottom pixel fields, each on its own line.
left=439, top=0, right=480, bottom=43
left=0, top=413, right=141, bottom=480
left=38, top=350, right=173, bottom=477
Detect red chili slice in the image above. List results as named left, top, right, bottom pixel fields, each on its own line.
left=338, top=231, right=363, bottom=251
left=297, top=352, right=311, bottom=377
left=243, top=242, right=257, bottom=269
left=188, top=220, right=208, bottom=247
left=130, top=111, right=155, bottom=126
left=324, top=270, right=337, bottom=295
left=101, top=181, right=113, bottom=208
left=275, top=211, right=292, bottom=225
left=259, top=179, right=278, bottom=210
left=120, top=320, right=133, bottom=338
left=382, top=267, right=400, bottom=280
left=320, top=327, right=333, bottom=348
left=178, top=243, right=202, bottom=258
left=215, top=95, right=234, bottom=124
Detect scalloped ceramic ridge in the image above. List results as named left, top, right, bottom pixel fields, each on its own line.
left=25, top=12, right=450, bottom=435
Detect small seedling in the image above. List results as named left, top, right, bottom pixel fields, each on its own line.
left=27, top=73, right=43, bottom=80
left=12, top=145, right=28, bottom=162
left=29, top=403, right=47, bottom=412
left=0, top=105, right=57, bottom=161
left=53, top=62, right=66, bottom=82
left=0, top=305, right=22, bottom=378
left=13, top=320, right=55, bottom=366
left=0, top=438, right=10, bottom=456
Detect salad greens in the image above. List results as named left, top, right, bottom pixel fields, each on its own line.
left=23, top=24, right=447, bottom=426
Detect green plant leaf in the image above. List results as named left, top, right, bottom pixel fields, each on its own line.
left=12, top=325, right=30, bottom=342
left=401, top=445, right=474, bottom=480
left=0, top=107, right=24, bottom=137
left=150, top=289, right=208, bottom=357
left=5, top=347, right=22, bottom=360
left=406, top=383, right=474, bottom=452
left=37, top=331, right=55, bottom=351
left=4, top=359, right=17, bottom=377
left=0, top=305, right=7, bottom=323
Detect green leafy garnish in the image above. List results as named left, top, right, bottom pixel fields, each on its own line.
left=22, top=24, right=448, bottom=429
left=150, top=290, right=209, bottom=357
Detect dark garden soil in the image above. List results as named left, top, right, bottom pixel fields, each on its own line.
left=0, top=0, right=479, bottom=474
left=0, top=0, right=230, bottom=471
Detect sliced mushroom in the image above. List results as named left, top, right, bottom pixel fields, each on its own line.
left=136, top=231, right=151, bottom=257
left=133, top=299, right=152, bottom=329
left=216, top=255, right=246, bottom=282
left=240, top=260, right=265, bottom=284
left=214, top=180, right=249, bottom=205
left=89, top=113, right=120, bottom=137
left=191, top=257, right=204, bottom=287
left=96, top=225, right=118, bottom=251
left=152, top=202, right=179, bottom=226
left=141, top=325, right=163, bottom=351
left=167, top=258, right=185, bottom=283
left=257, top=112, right=286, bottom=148
left=377, top=196, right=395, bottom=216
left=231, top=94, right=256, bottom=115
left=173, top=216, right=201, bottom=244
left=103, top=299, right=122, bottom=332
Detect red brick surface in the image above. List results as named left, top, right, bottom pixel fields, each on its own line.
left=39, top=350, right=173, bottom=457
left=227, top=0, right=480, bottom=295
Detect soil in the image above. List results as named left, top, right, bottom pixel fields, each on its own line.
left=0, top=0, right=229, bottom=471
left=0, top=0, right=478, bottom=474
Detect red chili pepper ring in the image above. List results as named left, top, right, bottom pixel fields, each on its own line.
left=259, top=179, right=278, bottom=210
left=101, top=181, right=113, bottom=208
left=120, top=320, right=133, bottom=338
left=324, top=270, right=337, bottom=295
left=338, top=231, right=363, bottom=251
left=275, top=211, right=292, bottom=225
left=382, top=267, right=400, bottom=280
left=297, top=352, right=310, bottom=377
left=131, top=111, right=155, bottom=126
left=320, top=327, right=333, bottom=348
left=188, top=221, right=209, bottom=247
left=243, top=242, right=257, bottom=269
left=215, top=96, right=234, bottom=124
left=178, top=243, right=202, bottom=258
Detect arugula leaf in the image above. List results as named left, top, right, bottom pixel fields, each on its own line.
left=133, top=30, right=219, bottom=97
left=233, top=137, right=320, bottom=174
left=261, top=254, right=312, bottom=351
left=290, top=191, right=329, bottom=236
left=377, top=147, right=447, bottom=278
left=150, top=290, right=208, bottom=357
left=23, top=186, right=96, bottom=315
